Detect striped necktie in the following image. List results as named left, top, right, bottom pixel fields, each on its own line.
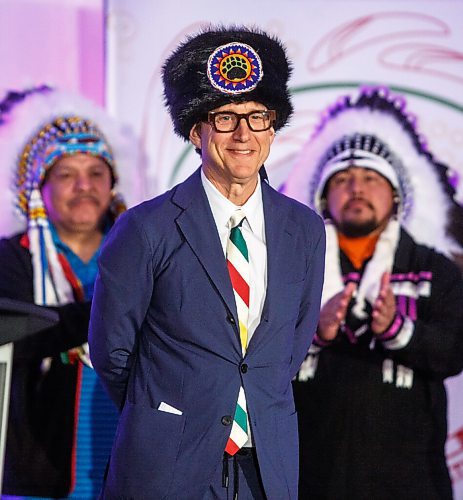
left=225, top=209, right=250, bottom=456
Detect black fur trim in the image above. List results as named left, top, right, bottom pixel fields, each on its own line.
left=162, top=25, right=293, bottom=140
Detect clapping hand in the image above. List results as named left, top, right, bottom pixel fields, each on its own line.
left=371, top=272, right=396, bottom=335
left=318, top=282, right=357, bottom=342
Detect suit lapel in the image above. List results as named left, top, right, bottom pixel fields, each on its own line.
left=172, top=170, right=296, bottom=357
left=172, top=170, right=241, bottom=353
left=247, top=183, right=295, bottom=352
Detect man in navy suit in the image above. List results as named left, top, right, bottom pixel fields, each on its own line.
left=89, top=25, right=325, bottom=499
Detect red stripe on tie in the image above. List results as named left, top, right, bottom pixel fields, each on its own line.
left=225, top=438, right=239, bottom=456
left=227, top=260, right=249, bottom=306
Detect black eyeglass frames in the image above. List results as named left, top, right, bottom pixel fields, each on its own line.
left=207, top=110, right=276, bottom=133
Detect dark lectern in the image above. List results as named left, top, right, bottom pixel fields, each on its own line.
left=0, top=298, right=59, bottom=491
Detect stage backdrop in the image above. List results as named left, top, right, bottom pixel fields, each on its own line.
left=106, top=1, right=463, bottom=496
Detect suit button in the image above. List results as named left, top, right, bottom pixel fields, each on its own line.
left=240, top=364, right=248, bottom=374
left=227, top=315, right=235, bottom=324
left=221, top=415, right=233, bottom=426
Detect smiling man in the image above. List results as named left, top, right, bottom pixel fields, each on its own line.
left=89, top=26, right=325, bottom=499
left=285, top=87, right=463, bottom=500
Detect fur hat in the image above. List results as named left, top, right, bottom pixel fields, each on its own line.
left=162, top=25, right=293, bottom=140
left=283, top=85, right=463, bottom=258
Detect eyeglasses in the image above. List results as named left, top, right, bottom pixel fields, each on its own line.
left=207, top=110, right=276, bottom=133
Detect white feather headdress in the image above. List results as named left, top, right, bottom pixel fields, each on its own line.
left=284, top=86, right=463, bottom=258
left=0, top=85, right=142, bottom=238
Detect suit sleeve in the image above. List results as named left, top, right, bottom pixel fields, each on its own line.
left=89, top=210, right=154, bottom=409
left=289, top=213, right=326, bottom=378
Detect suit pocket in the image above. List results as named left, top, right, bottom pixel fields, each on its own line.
left=105, top=400, right=185, bottom=499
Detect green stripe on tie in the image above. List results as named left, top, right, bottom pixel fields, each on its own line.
left=234, top=404, right=248, bottom=432
left=230, top=227, right=249, bottom=261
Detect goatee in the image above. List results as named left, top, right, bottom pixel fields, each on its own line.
left=337, top=219, right=379, bottom=238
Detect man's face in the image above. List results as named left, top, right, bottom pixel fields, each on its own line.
left=41, top=153, right=113, bottom=235
left=189, top=101, right=275, bottom=189
left=325, top=167, right=395, bottom=237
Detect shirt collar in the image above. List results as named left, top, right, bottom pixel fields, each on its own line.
left=201, top=169, right=263, bottom=234
left=49, top=221, right=109, bottom=263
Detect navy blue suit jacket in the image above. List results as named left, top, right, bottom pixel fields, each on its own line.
left=89, top=168, right=325, bottom=499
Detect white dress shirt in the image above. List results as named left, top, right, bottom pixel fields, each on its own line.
left=201, top=169, right=267, bottom=344
left=202, top=170, right=267, bottom=447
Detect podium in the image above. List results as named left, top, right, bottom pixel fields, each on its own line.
left=0, top=298, right=59, bottom=492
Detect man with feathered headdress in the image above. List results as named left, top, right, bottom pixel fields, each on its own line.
left=88, top=25, right=325, bottom=499
left=0, top=86, right=137, bottom=498
left=285, top=86, right=463, bottom=499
